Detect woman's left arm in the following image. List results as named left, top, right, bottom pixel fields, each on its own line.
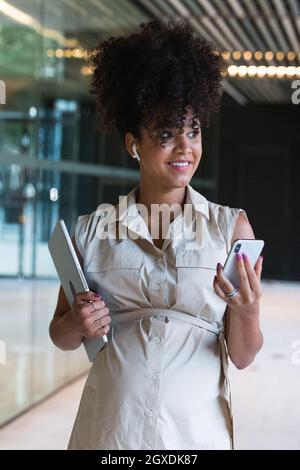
left=213, top=213, right=264, bottom=369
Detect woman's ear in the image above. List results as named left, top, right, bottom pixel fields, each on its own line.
left=124, top=132, right=136, bottom=157
left=125, top=133, right=141, bottom=162
left=132, top=144, right=141, bottom=162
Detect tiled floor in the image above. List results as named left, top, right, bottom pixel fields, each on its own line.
left=0, top=279, right=300, bottom=450
left=231, top=280, right=300, bottom=449
left=0, top=375, right=88, bottom=450
left=0, top=278, right=90, bottom=425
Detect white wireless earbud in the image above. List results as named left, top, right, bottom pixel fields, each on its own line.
left=132, top=143, right=141, bottom=162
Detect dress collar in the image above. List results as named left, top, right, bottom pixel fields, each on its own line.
left=106, top=183, right=210, bottom=224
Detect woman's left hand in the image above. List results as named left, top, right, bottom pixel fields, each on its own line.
left=213, top=253, right=263, bottom=313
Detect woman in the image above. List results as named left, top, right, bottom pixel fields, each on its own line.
left=49, top=20, right=263, bottom=450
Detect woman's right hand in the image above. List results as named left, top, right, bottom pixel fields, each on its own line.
left=70, top=291, right=111, bottom=338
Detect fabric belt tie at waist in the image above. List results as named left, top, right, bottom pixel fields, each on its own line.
left=109, top=308, right=234, bottom=450
left=110, top=308, right=221, bottom=334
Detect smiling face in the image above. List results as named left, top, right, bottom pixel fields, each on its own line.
left=125, top=107, right=202, bottom=190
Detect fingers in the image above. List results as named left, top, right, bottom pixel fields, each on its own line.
left=74, top=290, right=102, bottom=306
left=93, top=325, right=110, bottom=338
left=78, top=300, right=110, bottom=320
left=74, top=292, right=107, bottom=314
left=91, top=309, right=111, bottom=337
left=214, top=263, right=239, bottom=306
left=93, top=314, right=111, bottom=327
left=215, top=262, right=236, bottom=295
left=86, top=320, right=110, bottom=338
left=254, top=255, right=263, bottom=282
left=235, top=253, right=251, bottom=294
left=213, top=275, right=230, bottom=303
left=72, top=290, right=111, bottom=338
left=214, top=253, right=264, bottom=309
left=91, top=307, right=110, bottom=323
left=86, top=299, right=107, bottom=314
left=80, top=307, right=111, bottom=338
left=92, top=314, right=111, bottom=333
left=242, top=254, right=263, bottom=298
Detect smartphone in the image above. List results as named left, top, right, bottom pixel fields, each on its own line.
left=222, top=239, right=265, bottom=289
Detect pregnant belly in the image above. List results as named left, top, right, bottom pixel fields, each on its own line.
left=88, top=317, right=222, bottom=411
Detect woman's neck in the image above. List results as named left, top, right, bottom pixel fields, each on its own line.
left=136, top=181, right=187, bottom=213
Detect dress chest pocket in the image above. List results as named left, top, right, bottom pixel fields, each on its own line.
left=85, top=252, right=143, bottom=308
left=174, top=248, right=227, bottom=316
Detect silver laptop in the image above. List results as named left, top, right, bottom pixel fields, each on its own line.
left=48, top=219, right=108, bottom=362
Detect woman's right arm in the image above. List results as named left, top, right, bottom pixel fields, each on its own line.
left=49, top=237, right=110, bottom=351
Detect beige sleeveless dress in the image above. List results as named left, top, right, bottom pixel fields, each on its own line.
left=67, top=183, right=247, bottom=450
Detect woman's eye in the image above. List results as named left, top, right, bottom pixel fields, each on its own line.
left=189, top=129, right=200, bottom=138
left=160, top=131, right=173, bottom=140
left=159, top=128, right=200, bottom=141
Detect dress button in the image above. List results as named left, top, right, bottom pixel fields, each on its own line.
left=145, top=409, right=153, bottom=418
left=152, top=282, right=160, bottom=290
left=152, top=373, right=158, bottom=381
left=154, top=336, right=161, bottom=344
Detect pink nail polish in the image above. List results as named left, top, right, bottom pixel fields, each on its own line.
left=242, top=253, right=248, bottom=261
left=217, top=263, right=221, bottom=271
left=236, top=253, right=242, bottom=261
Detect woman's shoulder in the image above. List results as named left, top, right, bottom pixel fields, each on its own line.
left=204, top=198, right=247, bottom=222
left=188, top=185, right=245, bottom=221
left=203, top=198, right=249, bottom=251
left=76, top=201, right=118, bottom=229
left=74, top=203, right=113, bottom=256
left=75, top=202, right=120, bottom=244
left=74, top=212, right=96, bottom=240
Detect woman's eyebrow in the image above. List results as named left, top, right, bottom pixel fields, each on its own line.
left=162, top=123, right=201, bottom=132
left=185, top=121, right=200, bottom=128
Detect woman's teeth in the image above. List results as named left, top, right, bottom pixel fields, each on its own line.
left=167, top=162, right=191, bottom=167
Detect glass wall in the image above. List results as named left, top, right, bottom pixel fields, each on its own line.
left=0, top=1, right=217, bottom=426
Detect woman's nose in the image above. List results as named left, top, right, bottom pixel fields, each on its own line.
left=175, top=136, right=192, bottom=154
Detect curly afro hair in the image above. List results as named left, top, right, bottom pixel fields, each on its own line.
left=88, top=20, right=225, bottom=143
